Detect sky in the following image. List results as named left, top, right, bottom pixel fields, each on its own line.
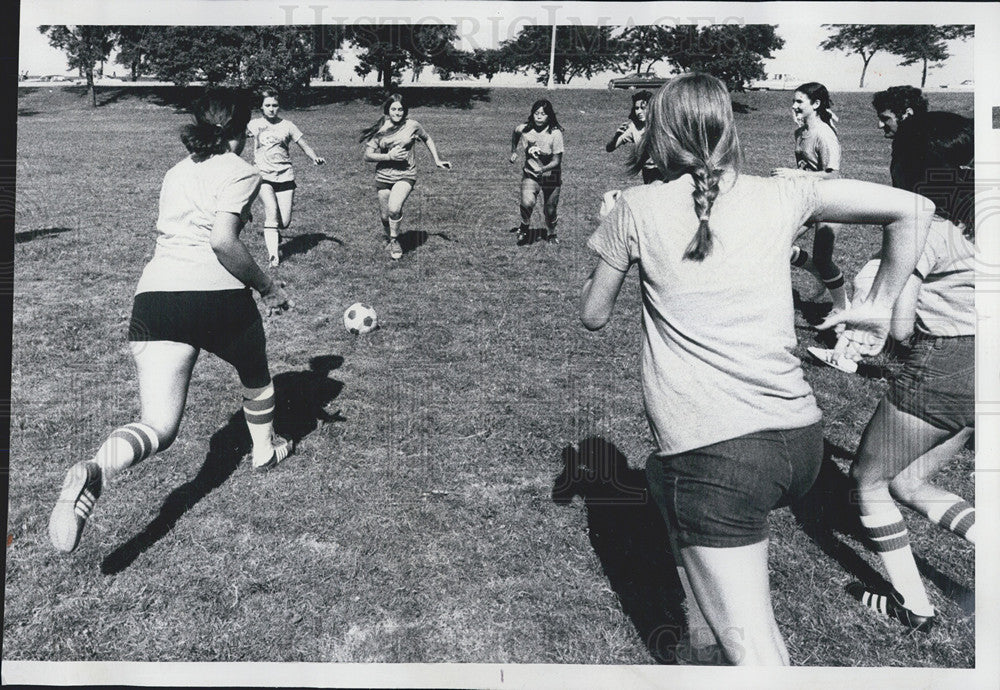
left=19, top=2, right=975, bottom=91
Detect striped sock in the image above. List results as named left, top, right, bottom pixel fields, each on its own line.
left=243, top=383, right=277, bottom=465
left=928, top=499, right=976, bottom=544
left=860, top=508, right=934, bottom=615
left=94, top=422, right=160, bottom=479
left=790, top=246, right=810, bottom=267
left=263, top=226, right=280, bottom=260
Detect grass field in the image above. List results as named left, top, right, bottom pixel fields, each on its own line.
left=6, top=84, right=975, bottom=667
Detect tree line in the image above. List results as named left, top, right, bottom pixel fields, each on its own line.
left=40, top=24, right=971, bottom=107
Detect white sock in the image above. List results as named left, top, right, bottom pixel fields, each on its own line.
left=927, top=499, right=976, bottom=544
left=388, top=216, right=402, bottom=238
left=263, top=227, right=280, bottom=259
left=94, top=422, right=160, bottom=480
left=860, top=509, right=934, bottom=615
left=243, top=383, right=277, bottom=465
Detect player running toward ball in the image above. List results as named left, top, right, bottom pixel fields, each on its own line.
left=246, top=88, right=325, bottom=267
left=772, top=82, right=849, bottom=315
left=581, top=73, right=933, bottom=665
left=360, top=93, right=452, bottom=260
left=48, top=90, right=295, bottom=554
left=605, top=90, right=663, bottom=184
left=510, top=99, right=564, bottom=244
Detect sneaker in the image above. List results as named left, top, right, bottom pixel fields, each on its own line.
left=546, top=233, right=559, bottom=244
left=386, top=238, right=403, bottom=260
left=250, top=436, right=294, bottom=473
left=807, top=346, right=858, bottom=374
left=268, top=254, right=280, bottom=268
left=49, top=460, right=103, bottom=553
left=516, top=229, right=530, bottom=245
left=846, top=582, right=936, bottom=632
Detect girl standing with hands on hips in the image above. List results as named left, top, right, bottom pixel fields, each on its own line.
left=773, top=82, right=849, bottom=315
left=605, top=90, right=662, bottom=184
left=581, top=73, right=933, bottom=665
left=49, top=90, right=294, bottom=554
left=361, top=93, right=452, bottom=260
left=247, top=88, right=325, bottom=267
left=510, top=99, right=564, bottom=244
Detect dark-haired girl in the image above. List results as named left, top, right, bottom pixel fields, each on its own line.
left=773, top=82, right=849, bottom=315
left=581, top=73, right=933, bottom=664
left=605, top=90, right=662, bottom=184
left=247, top=88, right=325, bottom=267
left=49, top=91, right=294, bottom=554
left=510, top=99, right=564, bottom=244
left=361, top=93, right=452, bottom=260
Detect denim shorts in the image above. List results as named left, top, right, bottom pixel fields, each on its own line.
left=887, top=334, right=974, bottom=432
left=646, top=423, right=824, bottom=548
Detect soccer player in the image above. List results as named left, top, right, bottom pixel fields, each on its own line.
left=247, top=88, right=325, bottom=267
left=360, top=93, right=452, bottom=260
left=833, top=114, right=976, bottom=632
left=772, top=82, right=849, bottom=315
left=510, top=99, right=564, bottom=244
left=48, top=90, right=294, bottom=554
left=581, top=73, right=933, bottom=665
left=605, top=90, right=663, bottom=184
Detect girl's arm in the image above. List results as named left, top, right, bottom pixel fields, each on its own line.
left=605, top=122, right=629, bottom=152
left=363, top=142, right=405, bottom=163
left=210, top=211, right=290, bottom=311
left=421, top=135, right=452, bottom=169
left=295, top=137, right=325, bottom=165
left=538, top=152, right=562, bottom=174
left=889, top=273, right=920, bottom=342
left=580, top=258, right=628, bottom=331
left=510, top=126, right=523, bottom=162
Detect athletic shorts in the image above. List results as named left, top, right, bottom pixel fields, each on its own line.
left=646, top=422, right=824, bottom=548
left=887, top=334, right=974, bottom=432
left=376, top=178, right=416, bottom=192
left=523, top=168, right=562, bottom=189
left=261, top=179, right=296, bottom=192
left=128, top=289, right=270, bottom=388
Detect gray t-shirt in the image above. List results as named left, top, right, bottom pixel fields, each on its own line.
left=914, top=218, right=975, bottom=337
left=587, top=173, right=823, bottom=454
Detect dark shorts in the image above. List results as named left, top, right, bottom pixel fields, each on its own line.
left=376, top=178, right=416, bottom=192
left=128, top=289, right=270, bottom=388
left=646, top=422, right=824, bottom=548
left=523, top=168, right=562, bottom=189
left=887, top=334, right=974, bottom=432
left=261, top=179, right=296, bottom=193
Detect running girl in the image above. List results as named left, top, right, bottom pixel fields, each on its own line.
left=581, top=73, right=933, bottom=665
left=773, top=82, right=849, bottom=314
left=605, top=90, right=662, bottom=184
left=49, top=90, right=294, bottom=554
left=510, top=99, right=564, bottom=244
left=360, top=93, right=452, bottom=260
left=247, top=88, right=325, bottom=267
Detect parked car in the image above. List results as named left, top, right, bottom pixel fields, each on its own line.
left=608, top=71, right=669, bottom=90
left=747, top=73, right=799, bottom=91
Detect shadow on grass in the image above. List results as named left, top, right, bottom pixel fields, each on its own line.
left=398, top=230, right=452, bottom=254
left=101, top=356, right=344, bottom=574
left=14, top=227, right=75, bottom=243
left=514, top=227, right=552, bottom=246
left=280, top=232, right=343, bottom=261
left=553, top=437, right=689, bottom=664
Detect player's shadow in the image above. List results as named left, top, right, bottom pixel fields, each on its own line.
left=514, top=227, right=550, bottom=246
left=100, top=357, right=345, bottom=574
left=398, top=230, right=452, bottom=254
left=553, top=437, right=690, bottom=664
left=280, top=232, right=343, bottom=261
left=15, top=227, right=75, bottom=243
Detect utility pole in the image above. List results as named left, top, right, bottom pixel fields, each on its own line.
left=547, top=24, right=556, bottom=90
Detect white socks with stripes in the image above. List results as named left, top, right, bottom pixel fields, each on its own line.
left=243, top=382, right=278, bottom=466
left=93, top=422, right=160, bottom=480
left=927, top=499, right=976, bottom=544
left=860, top=508, right=934, bottom=616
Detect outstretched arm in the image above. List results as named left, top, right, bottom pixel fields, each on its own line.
left=510, top=126, right=523, bottom=162
left=295, top=137, right=325, bottom=165
left=605, top=122, right=629, bottom=152
left=421, top=135, right=451, bottom=169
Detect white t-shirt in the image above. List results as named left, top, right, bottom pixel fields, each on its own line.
left=794, top=122, right=840, bottom=172
left=614, top=121, right=658, bottom=171
left=136, top=152, right=261, bottom=294
left=587, top=173, right=823, bottom=455
left=247, top=117, right=303, bottom=182
left=518, top=125, right=564, bottom=175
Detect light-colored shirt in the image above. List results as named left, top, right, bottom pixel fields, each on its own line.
left=247, top=117, right=303, bottom=182
left=518, top=125, right=564, bottom=175
left=587, top=173, right=823, bottom=455
left=136, top=152, right=260, bottom=294
left=614, top=121, right=658, bottom=171
left=366, top=119, right=429, bottom=184
left=913, top=218, right=975, bottom=337
left=794, top=121, right=840, bottom=172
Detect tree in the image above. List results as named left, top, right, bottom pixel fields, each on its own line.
left=111, top=26, right=153, bottom=81
left=38, top=25, right=114, bottom=106
left=820, top=25, right=898, bottom=88
left=661, top=25, right=784, bottom=92
left=501, top=25, right=620, bottom=85
left=885, top=25, right=974, bottom=87
left=617, top=26, right=672, bottom=75
left=463, top=48, right=506, bottom=82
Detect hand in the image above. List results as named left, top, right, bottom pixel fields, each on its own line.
left=771, top=167, right=801, bottom=179
left=599, top=190, right=621, bottom=219
left=313, top=156, right=325, bottom=166
left=436, top=160, right=452, bottom=170
left=616, top=122, right=629, bottom=134
left=387, top=145, right=407, bottom=162
left=509, top=152, right=518, bottom=164
left=261, top=280, right=294, bottom=316
left=527, top=145, right=542, bottom=159
left=818, top=301, right=893, bottom=360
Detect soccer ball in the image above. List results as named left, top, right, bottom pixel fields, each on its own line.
left=343, top=302, right=378, bottom=335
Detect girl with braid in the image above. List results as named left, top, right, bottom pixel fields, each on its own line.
left=581, top=73, right=933, bottom=665
left=49, top=90, right=294, bottom=554
left=773, top=82, right=849, bottom=315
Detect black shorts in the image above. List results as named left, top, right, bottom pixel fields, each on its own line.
left=128, top=289, right=270, bottom=388
left=261, top=179, right=297, bottom=193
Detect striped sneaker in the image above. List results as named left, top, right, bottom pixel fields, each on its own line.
left=48, top=460, right=103, bottom=553
left=846, top=582, right=936, bottom=632
left=251, top=436, right=294, bottom=473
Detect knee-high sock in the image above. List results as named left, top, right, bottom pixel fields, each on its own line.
left=927, top=499, right=976, bottom=544
left=243, top=383, right=276, bottom=464
left=93, top=422, right=160, bottom=480
left=263, top=226, right=280, bottom=259
left=860, top=508, right=934, bottom=615
left=823, top=271, right=849, bottom=310
left=388, top=215, right=402, bottom=239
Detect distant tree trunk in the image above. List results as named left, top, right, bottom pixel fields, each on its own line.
left=382, top=58, right=393, bottom=90
left=921, top=58, right=928, bottom=87
left=86, top=67, right=96, bottom=106
left=131, top=60, right=139, bottom=81
left=859, top=51, right=874, bottom=88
